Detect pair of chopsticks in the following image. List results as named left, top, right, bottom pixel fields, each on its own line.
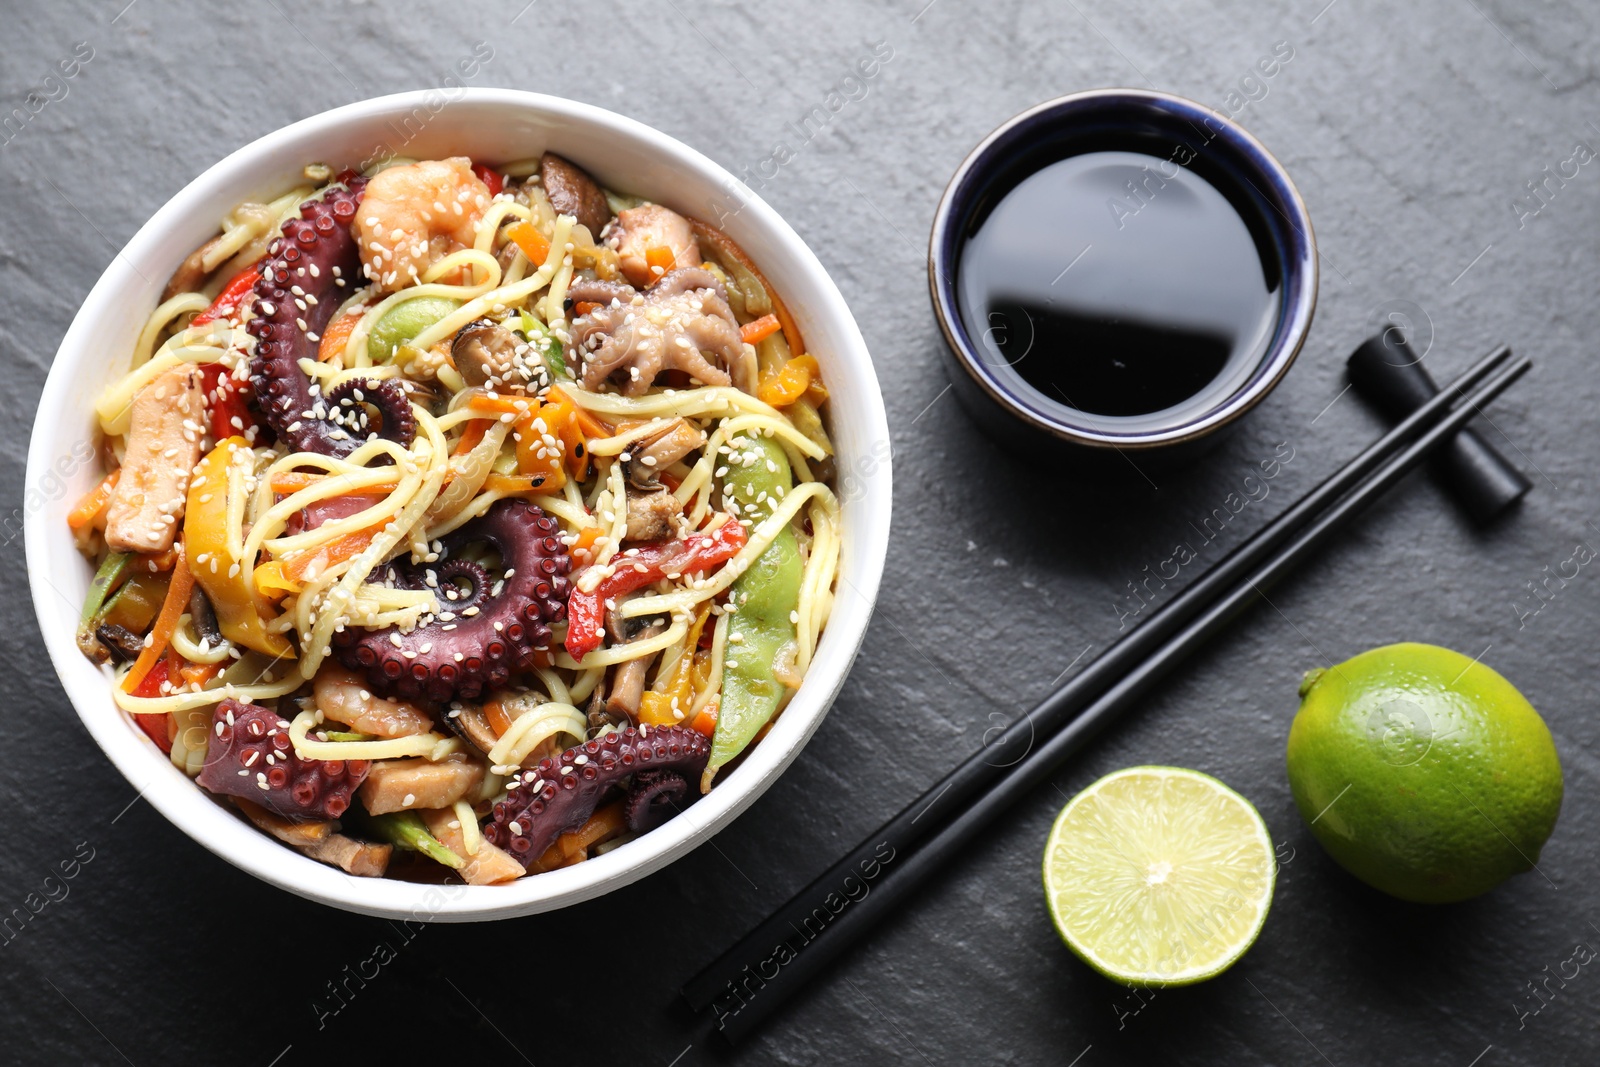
left=683, top=345, right=1530, bottom=1042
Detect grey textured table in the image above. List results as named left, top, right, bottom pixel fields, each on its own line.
left=5, top=1, right=1598, bottom=1064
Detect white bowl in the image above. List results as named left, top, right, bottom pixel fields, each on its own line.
left=26, top=90, right=891, bottom=921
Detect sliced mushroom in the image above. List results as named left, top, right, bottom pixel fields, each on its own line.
left=452, top=317, right=540, bottom=393
left=609, top=204, right=701, bottom=287
left=585, top=681, right=621, bottom=732
left=624, top=489, right=682, bottom=543
left=603, top=618, right=667, bottom=724
left=104, top=364, right=205, bottom=554
left=622, top=418, right=706, bottom=490
left=539, top=152, right=612, bottom=236
left=188, top=585, right=223, bottom=647
left=357, top=753, right=486, bottom=815
left=161, top=234, right=226, bottom=301
left=95, top=623, right=146, bottom=664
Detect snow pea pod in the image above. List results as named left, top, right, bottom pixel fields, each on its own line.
left=707, top=433, right=803, bottom=785
left=366, top=296, right=459, bottom=364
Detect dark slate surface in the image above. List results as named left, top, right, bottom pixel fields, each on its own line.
left=3, top=1, right=1597, bottom=1064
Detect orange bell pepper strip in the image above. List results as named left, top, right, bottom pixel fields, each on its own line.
left=505, top=220, right=551, bottom=266
left=67, top=470, right=120, bottom=532
left=120, top=554, right=194, bottom=694
left=757, top=354, right=820, bottom=408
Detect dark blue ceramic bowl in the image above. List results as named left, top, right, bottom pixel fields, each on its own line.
left=929, top=89, right=1317, bottom=461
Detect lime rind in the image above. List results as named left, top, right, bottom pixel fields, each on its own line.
left=1042, top=766, right=1276, bottom=987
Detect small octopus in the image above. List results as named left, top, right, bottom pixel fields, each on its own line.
left=568, top=267, right=744, bottom=395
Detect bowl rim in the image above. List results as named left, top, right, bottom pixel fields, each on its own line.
left=25, top=88, right=891, bottom=921
left=927, top=88, right=1318, bottom=450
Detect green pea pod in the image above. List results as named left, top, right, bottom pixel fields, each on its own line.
left=366, top=297, right=459, bottom=364
left=75, top=551, right=132, bottom=659
left=708, top=434, right=804, bottom=784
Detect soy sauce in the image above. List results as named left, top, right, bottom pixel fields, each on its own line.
left=956, top=143, right=1281, bottom=432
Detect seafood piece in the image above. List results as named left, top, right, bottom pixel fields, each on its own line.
left=197, top=699, right=369, bottom=821
left=484, top=724, right=711, bottom=867
left=354, top=157, right=491, bottom=291
left=569, top=268, right=741, bottom=395
left=333, top=500, right=571, bottom=704
left=247, top=179, right=418, bottom=458
left=104, top=364, right=204, bottom=554
left=358, top=753, right=485, bottom=815
left=609, top=203, right=700, bottom=287
left=313, top=664, right=435, bottom=738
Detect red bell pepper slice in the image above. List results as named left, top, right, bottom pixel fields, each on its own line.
left=471, top=162, right=504, bottom=198
left=197, top=363, right=255, bottom=441
left=191, top=263, right=262, bottom=327
left=130, top=655, right=178, bottom=754
left=564, top=521, right=748, bottom=660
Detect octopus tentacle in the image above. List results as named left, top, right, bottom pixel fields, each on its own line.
left=247, top=179, right=417, bottom=458
left=485, top=725, right=711, bottom=867
left=332, top=500, right=570, bottom=704
left=624, top=768, right=692, bottom=833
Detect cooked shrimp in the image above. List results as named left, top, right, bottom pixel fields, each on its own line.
left=354, top=157, right=491, bottom=291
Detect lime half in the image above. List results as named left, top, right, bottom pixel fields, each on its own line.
left=1043, top=766, right=1276, bottom=986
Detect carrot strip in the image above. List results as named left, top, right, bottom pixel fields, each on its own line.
left=535, top=801, right=627, bottom=871
left=739, top=314, right=781, bottom=346
left=270, top=471, right=403, bottom=494
left=120, top=553, right=194, bottom=694
left=454, top=419, right=488, bottom=457
left=483, top=472, right=555, bottom=494
left=573, top=300, right=601, bottom=317
left=67, top=470, right=121, bottom=532
left=467, top=394, right=537, bottom=416
left=506, top=220, right=550, bottom=265
left=484, top=697, right=514, bottom=739
left=317, top=308, right=362, bottom=362
left=689, top=699, right=719, bottom=738
left=645, top=245, right=676, bottom=274
left=283, top=529, right=377, bottom=583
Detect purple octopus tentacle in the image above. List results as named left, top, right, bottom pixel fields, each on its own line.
left=246, top=179, right=416, bottom=458
left=332, top=499, right=570, bottom=704
left=484, top=725, right=712, bottom=867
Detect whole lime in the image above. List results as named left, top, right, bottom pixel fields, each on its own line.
left=1286, top=642, right=1562, bottom=903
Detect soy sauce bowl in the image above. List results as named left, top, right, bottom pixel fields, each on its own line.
left=929, top=89, right=1317, bottom=463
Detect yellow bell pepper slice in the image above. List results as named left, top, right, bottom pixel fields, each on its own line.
left=185, top=438, right=291, bottom=658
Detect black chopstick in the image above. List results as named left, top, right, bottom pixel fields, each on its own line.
left=687, top=350, right=1531, bottom=1041
left=683, top=344, right=1513, bottom=1013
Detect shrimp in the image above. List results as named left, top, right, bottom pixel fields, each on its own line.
left=353, top=157, right=492, bottom=292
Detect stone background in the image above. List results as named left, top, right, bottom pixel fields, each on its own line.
left=3, top=0, right=1598, bottom=1063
